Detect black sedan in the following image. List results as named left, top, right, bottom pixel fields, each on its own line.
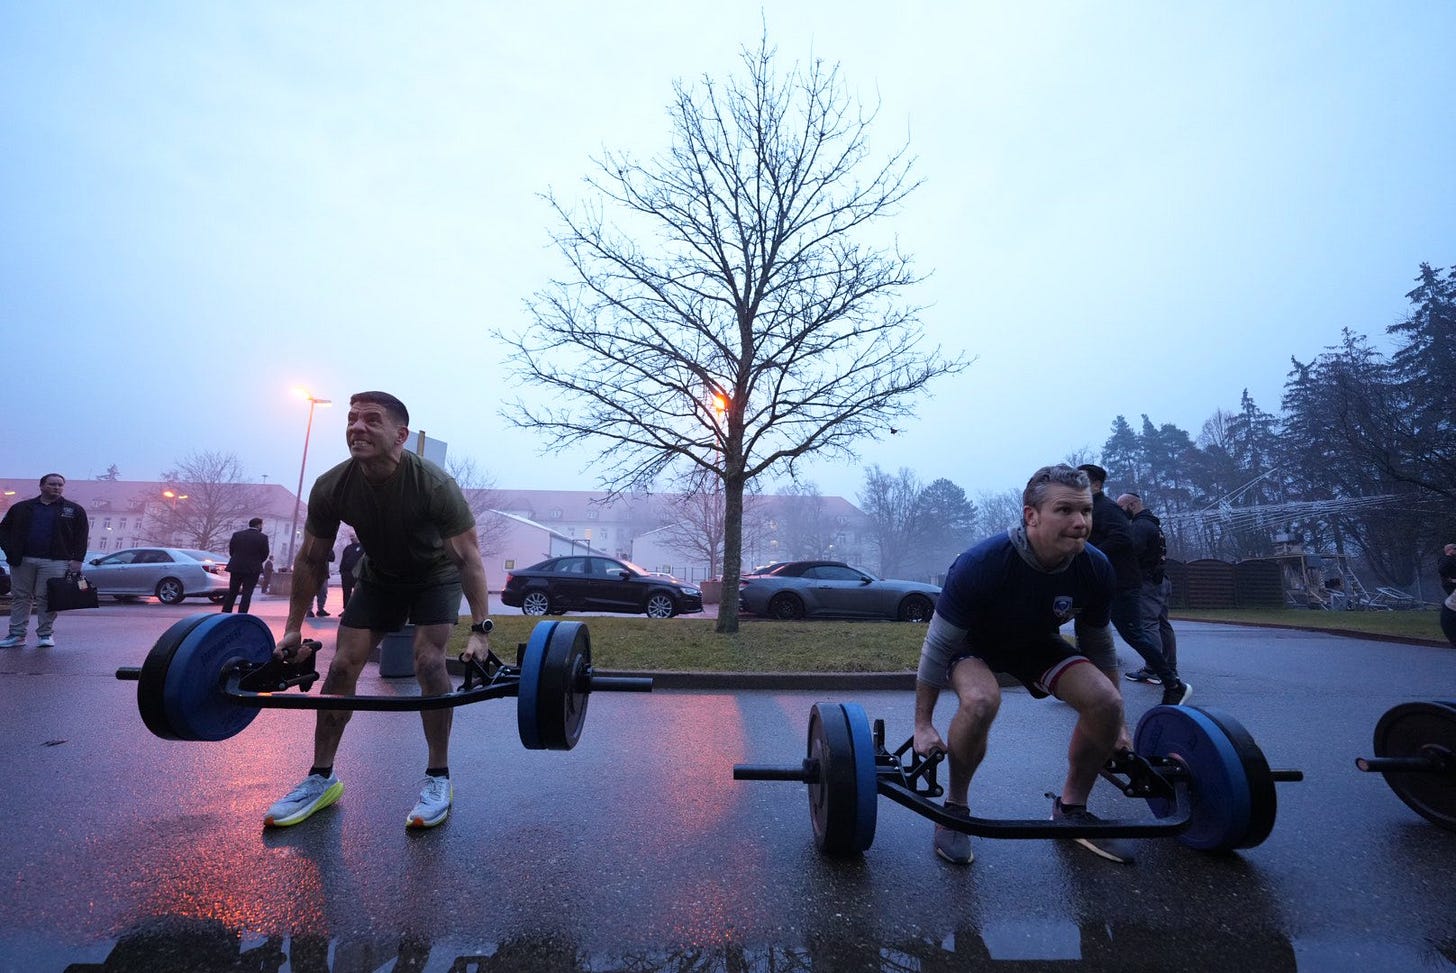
left=738, top=560, right=940, bottom=621
left=500, top=555, right=704, bottom=618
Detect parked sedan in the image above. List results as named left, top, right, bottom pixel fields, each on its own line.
left=738, top=560, right=940, bottom=621
left=83, top=547, right=232, bottom=605
left=500, top=555, right=703, bottom=618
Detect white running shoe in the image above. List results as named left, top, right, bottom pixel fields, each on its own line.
left=264, top=774, right=343, bottom=827
left=406, top=775, right=452, bottom=829
left=37, top=636, right=55, bottom=648
left=0, top=636, right=23, bottom=648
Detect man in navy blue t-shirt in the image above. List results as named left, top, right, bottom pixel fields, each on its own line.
left=913, top=464, right=1135, bottom=866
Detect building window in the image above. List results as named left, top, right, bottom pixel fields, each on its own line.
left=103, top=517, right=112, bottom=529
left=119, top=517, right=127, bottom=529
left=586, top=510, right=599, bottom=520
left=550, top=508, right=563, bottom=520
left=504, top=560, right=515, bottom=570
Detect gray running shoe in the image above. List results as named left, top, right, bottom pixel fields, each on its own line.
left=933, top=803, right=973, bottom=865
left=406, top=774, right=452, bottom=829
left=264, top=774, right=343, bottom=827
left=1051, top=796, right=1136, bottom=864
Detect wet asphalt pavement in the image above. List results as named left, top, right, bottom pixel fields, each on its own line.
left=0, top=595, right=1453, bottom=972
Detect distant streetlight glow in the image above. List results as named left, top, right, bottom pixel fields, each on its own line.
left=288, top=391, right=332, bottom=564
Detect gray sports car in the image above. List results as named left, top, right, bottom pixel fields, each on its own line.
left=738, top=560, right=940, bottom=621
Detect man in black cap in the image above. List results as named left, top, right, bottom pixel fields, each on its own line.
left=1075, top=464, right=1188, bottom=706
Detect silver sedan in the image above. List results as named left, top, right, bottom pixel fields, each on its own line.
left=83, top=547, right=232, bottom=605
left=738, top=560, right=940, bottom=621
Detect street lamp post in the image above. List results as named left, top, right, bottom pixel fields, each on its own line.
left=288, top=391, right=332, bottom=564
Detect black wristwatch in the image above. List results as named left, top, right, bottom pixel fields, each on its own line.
left=469, top=619, right=494, bottom=636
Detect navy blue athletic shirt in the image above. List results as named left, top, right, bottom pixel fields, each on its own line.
left=936, top=530, right=1116, bottom=648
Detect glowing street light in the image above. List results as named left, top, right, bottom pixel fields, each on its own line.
left=288, top=389, right=332, bottom=563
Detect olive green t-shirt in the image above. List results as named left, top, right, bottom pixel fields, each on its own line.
left=304, top=451, right=475, bottom=586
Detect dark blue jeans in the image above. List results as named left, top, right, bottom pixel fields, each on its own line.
left=1110, top=587, right=1178, bottom=684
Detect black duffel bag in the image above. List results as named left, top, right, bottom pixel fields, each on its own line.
left=46, top=571, right=99, bottom=611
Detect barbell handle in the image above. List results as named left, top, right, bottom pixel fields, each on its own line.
left=116, top=667, right=141, bottom=681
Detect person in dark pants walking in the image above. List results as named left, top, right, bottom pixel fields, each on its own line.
left=222, top=517, right=270, bottom=613
left=338, top=533, right=363, bottom=609
left=1074, top=465, right=1189, bottom=706
left=308, top=547, right=334, bottom=617
left=1117, top=492, right=1177, bottom=678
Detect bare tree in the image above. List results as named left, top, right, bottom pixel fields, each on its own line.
left=149, top=451, right=260, bottom=550
left=773, top=481, right=838, bottom=562
left=858, top=465, right=921, bottom=577
left=657, top=474, right=769, bottom=578
left=975, top=488, right=1026, bottom=538
left=500, top=35, right=967, bottom=632
left=445, top=456, right=512, bottom=559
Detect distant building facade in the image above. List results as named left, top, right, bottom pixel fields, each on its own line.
left=0, top=477, right=872, bottom=586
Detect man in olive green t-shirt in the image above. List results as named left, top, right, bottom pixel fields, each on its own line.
left=263, top=391, right=495, bottom=831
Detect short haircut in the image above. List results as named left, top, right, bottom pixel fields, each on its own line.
left=40, top=473, right=65, bottom=487
left=1023, top=464, right=1090, bottom=510
left=248, top=517, right=263, bottom=528
left=1075, top=463, right=1108, bottom=486
left=350, top=391, right=409, bottom=426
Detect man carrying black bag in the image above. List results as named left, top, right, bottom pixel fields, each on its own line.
left=0, top=474, right=89, bottom=648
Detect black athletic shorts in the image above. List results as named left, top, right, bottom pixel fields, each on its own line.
left=339, top=577, right=463, bottom=632
left=948, top=634, right=1090, bottom=699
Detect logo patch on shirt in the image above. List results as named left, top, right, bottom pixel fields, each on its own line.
left=1051, top=595, right=1075, bottom=622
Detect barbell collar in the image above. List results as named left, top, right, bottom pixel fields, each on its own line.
left=116, top=667, right=141, bottom=681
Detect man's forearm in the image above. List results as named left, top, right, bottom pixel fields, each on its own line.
left=914, top=680, right=940, bottom=729
left=288, top=552, right=327, bottom=629
left=458, top=557, right=491, bottom=621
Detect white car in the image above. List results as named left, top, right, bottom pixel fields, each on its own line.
left=84, top=547, right=232, bottom=604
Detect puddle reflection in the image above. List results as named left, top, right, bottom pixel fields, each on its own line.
left=54, top=914, right=1456, bottom=972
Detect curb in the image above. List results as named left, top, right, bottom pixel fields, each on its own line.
left=1170, top=616, right=1449, bottom=648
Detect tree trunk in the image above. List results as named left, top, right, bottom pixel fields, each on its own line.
left=716, top=474, right=745, bottom=634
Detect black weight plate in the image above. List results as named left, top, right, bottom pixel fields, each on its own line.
left=806, top=702, right=877, bottom=856
left=1134, top=704, right=1251, bottom=852
left=162, top=613, right=274, bottom=741
left=517, top=620, right=592, bottom=751
left=1372, top=700, right=1456, bottom=831
left=1197, top=707, right=1279, bottom=849
left=138, top=614, right=216, bottom=739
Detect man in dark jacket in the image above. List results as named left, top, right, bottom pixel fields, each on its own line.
left=338, top=532, right=363, bottom=608
left=1117, top=492, right=1178, bottom=679
left=222, top=517, right=270, bottom=614
left=0, top=474, right=89, bottom=648
left=1074, top=465, right=1188, bottom=705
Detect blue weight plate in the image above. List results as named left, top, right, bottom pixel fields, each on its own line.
left=534, top=622, right=591, bottom=751
left=162, top=613, right=275, bottom=742
left=516, top=620, right=557, bottom=750
left=138, top=614, right=216, bottom=739
left=806, top=702, right=878, bottom=856
left=1134, top=704, right=1252, bottom=852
